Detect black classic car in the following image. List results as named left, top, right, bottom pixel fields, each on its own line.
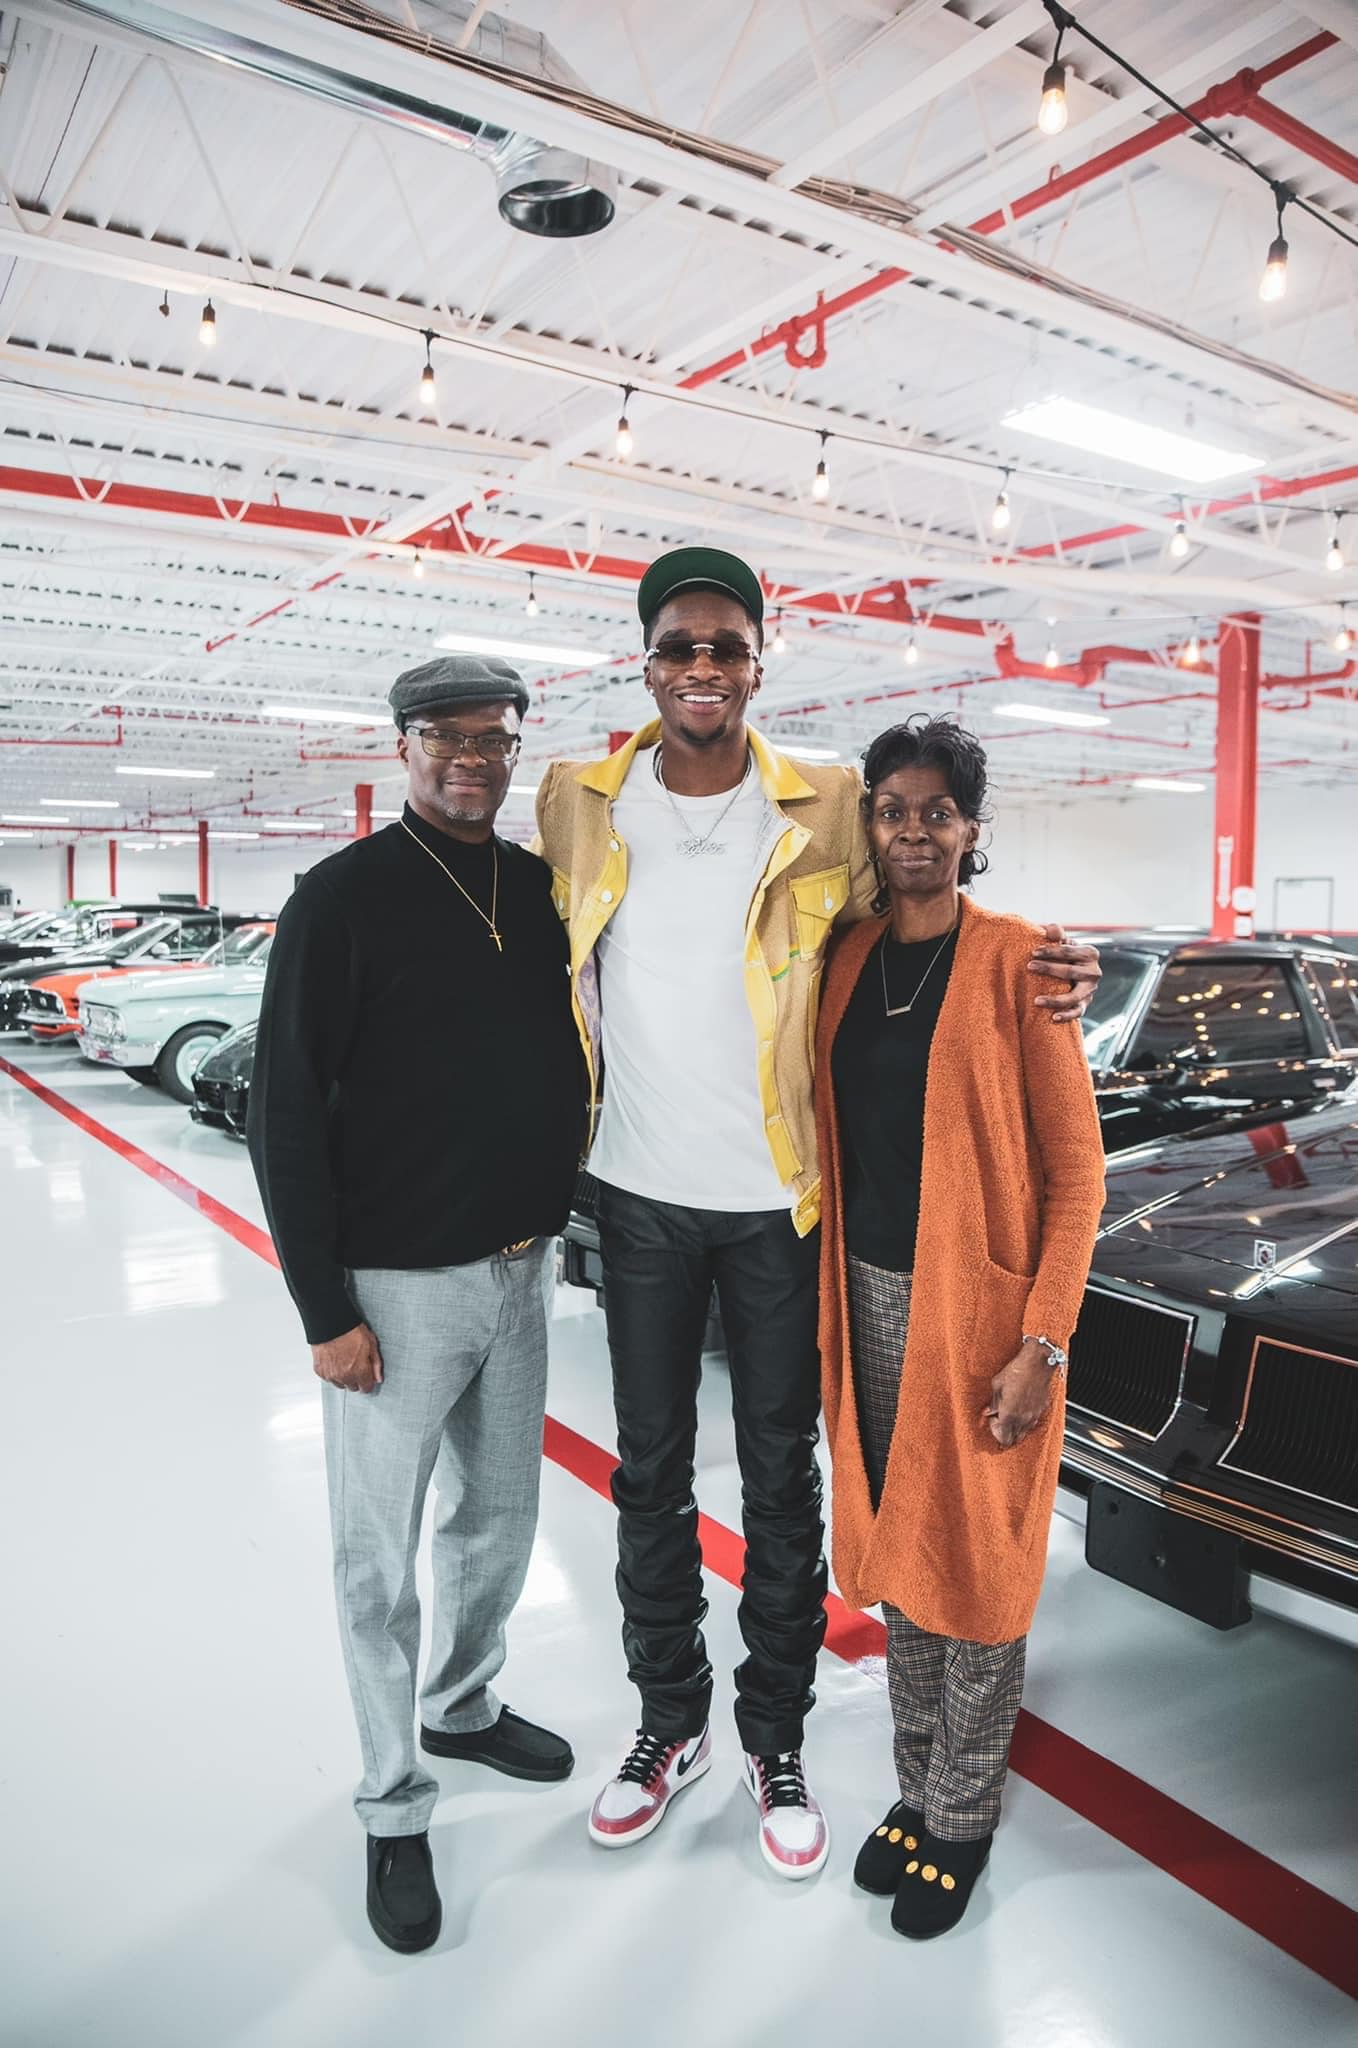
left=0, top=909, right=257, bottom=1030
left=1065, top=1095, right=1358, bottom=1639
left=189, top=1018, right=256, bottom=1136
left=1080, top=933, right=1357, bottom=1145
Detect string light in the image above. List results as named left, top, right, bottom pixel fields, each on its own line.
left=1180, top=625, right=1202, bottom=667
left=1037, top=9, right=1069, bottom=136
left=904, top=636, right=919, bottom=666
left=1259, top=187, right=1290, bottom=304
left=1325, top=514, right=1345, bottom=573
left=198, top=300, right=216, bottom=346
left=1043, top=624, right=1060, bottom=669
left=524, top=572, right=539, bottom=618
left=1334, top=607, right=1352, bottom=655
left=771, top=611, right=787, bottom=656
left=615, top=385, right=634, bottom=460
left=419, top=329, right=436, bottom=406
left=991, top=469, right=1012, bottom=533
left=1169, top=499, right=1190, bottom=558
left=412, top=548, right=424, bottom=579
left=811, top=429, right=830, bottom=503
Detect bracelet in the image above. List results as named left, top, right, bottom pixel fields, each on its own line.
left=1024, top=1333, right=1068, bottom=1375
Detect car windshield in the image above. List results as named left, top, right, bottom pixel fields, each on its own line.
left=1080, top=949, right=1160, bottom=1069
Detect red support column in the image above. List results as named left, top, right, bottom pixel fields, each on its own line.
left=108, top=838, right=118, bottom=897
left=1212, top=614, right=1260, bottom=939
left=197, top=818, right=210, bottom=908
left=608, top=730, right=634, bottom=753
left=65, top=843, right=76, bottom=903
left=354, top=783, right=373, bottom=838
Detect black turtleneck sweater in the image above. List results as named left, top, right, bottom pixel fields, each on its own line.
left=248, top=805, right=586, bottom=1343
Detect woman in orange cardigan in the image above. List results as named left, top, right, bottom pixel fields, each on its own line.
left=814, top=715, right=1105, bottom=1939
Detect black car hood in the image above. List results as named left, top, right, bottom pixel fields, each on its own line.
left=1099, top=1097, right=1358, bottom=1300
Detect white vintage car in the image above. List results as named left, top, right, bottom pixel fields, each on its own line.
left=77, top=941, right=272, bottom=1102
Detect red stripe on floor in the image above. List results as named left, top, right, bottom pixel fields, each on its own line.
left=8, top=1052, right=1357, bottom=2001
left=0, top=1056, right=279, bottom=1266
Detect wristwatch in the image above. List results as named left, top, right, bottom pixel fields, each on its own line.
left=1024, top=1333, right=1068, bottom=1375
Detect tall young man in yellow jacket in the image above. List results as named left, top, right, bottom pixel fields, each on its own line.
left=535, top=546, right=1098, bottom=1879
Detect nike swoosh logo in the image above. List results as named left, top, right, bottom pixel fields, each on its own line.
left=676, top=1744, right=702, bottom=1777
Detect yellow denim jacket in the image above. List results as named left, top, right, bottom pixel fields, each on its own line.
left=533, top=721, right=875, bottom=1235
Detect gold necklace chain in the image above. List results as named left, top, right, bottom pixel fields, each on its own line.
left=400, top=819, right=502, bottom=951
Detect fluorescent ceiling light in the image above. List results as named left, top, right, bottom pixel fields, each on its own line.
left=115, top=765, right=216, bottom=779
left=434, top=631, right=610, bottom=667
left=210, top=829, right=262, bottom=840
left=260, top=704, right=388, bottom=726
left=1132, top=778, right=1207, bottom=793
left=1001, top=398, right=1264, bottom=484
left=259, top=819, right=327, bottom=832
left=0, top=828, right=34, bottom=838
left=43, top=798, right=120, bottom=809
left=3, top=813, right=67, bottom=823
left=783, top=744, right=841, bottom=761
left=993, top=701, right=1111, bottom=729
left=342, top=807, right=404, bottom=820
left=502, top=784, right=542, bottom=801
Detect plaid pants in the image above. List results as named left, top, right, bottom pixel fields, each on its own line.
left=848, top=1255, right=1027, bottom=1843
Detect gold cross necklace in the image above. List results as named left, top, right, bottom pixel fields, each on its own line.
left=400, top=819, right=503, bottom=951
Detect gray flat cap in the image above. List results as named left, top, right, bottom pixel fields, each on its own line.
left=389, top=654, right=529, bottom=728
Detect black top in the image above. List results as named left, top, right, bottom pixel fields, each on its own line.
left=830, top=923, right=959, bottom=1272
left=247, top=805, right=586, bottom=1343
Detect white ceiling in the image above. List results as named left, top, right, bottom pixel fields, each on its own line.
left=0, top=0, right=1355, bottom=846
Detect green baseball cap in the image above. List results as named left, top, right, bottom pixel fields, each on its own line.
left=636, top=546, right=765, bottom=639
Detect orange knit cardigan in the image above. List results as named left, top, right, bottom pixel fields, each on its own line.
left=815, top=896, right=1106, bottom=1644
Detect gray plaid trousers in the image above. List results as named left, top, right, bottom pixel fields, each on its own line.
left=847, top=1254, right=1026, bottom=1842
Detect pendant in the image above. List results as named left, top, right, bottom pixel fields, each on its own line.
left=490, top=928, right=503, bottom=952
left=677, top=838, right=726, bottom=857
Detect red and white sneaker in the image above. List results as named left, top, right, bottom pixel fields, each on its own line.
left=743, top=1749, right=830, bottom=1879
left=587, top=1727, right=712, bottom=1848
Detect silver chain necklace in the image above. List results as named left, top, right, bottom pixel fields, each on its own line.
left=879, top=920, right=958, bottom=1017
left=652, top=745, right=751, bottom=857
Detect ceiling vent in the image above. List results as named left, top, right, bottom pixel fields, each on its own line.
left=53, top=0, right=618, bottom=237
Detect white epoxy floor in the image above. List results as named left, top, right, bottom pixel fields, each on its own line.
left=2, top=1040, right=1355, bottom=2048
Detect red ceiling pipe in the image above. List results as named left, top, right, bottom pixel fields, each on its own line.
left=0, top=709, right=124, bottom=747
left=678, top=35, right=1336, bottom=389
left=1245, top=94, right=1358, bottom=190
left=107, top=838, right=118, bottom=896
left=354, top=783, right=373, bottom=839
left=1212, top=614, right=1261, bottom=940
left=197, top=818, right=210, bottom=909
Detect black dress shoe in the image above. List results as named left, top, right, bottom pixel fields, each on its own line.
left=366, top=1832, right=441, bottom=1954
left=891, top=1829, right=992, bottom=1940
left=420, top=1705, right=574, bottom=1782
left=853, top=1798, right=927, bottom=1896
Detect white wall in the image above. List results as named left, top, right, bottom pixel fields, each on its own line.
left=972, top=781, right=1358, bottom=934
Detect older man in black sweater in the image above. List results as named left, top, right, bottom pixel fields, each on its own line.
left=248, top=655, right=585, bottom=1954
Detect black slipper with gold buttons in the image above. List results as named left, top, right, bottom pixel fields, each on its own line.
left=890, top=1829, right=992, bottom=1939
left=853, top=1798, right=927, bottom=1895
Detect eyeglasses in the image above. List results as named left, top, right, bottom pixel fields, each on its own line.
left=645, top=636, right=757, bottom=670
left=407, top=725, right=521, bottom=761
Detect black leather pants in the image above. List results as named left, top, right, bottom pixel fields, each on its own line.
left=596, top=1182, right=828, bottom=1755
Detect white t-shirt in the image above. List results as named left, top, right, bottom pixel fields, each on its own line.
left=589, top=751, right=790, bottom=1211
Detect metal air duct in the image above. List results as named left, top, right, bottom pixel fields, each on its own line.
left=42, top=0, right=617, bottom=237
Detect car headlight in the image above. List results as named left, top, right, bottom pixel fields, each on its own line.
left=80, top=1004, right=126, bottom=1041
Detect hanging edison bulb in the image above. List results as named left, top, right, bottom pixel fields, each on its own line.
left=904, top=636, right=919, bottom=666
left=992, top=471, right=1012, bottom=532
left=199, top=300, right=217, bottom=346
left=771, top=611, right=787, bottom=656
left=525, top=573, right=539, bottom=618
left=615, top=384, right=634, bottom=460
left=811, top=430, right=830, bottom=503
left=412, top=548, right=424, bottom=580
left=419, top=329, right=436, bottom=406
